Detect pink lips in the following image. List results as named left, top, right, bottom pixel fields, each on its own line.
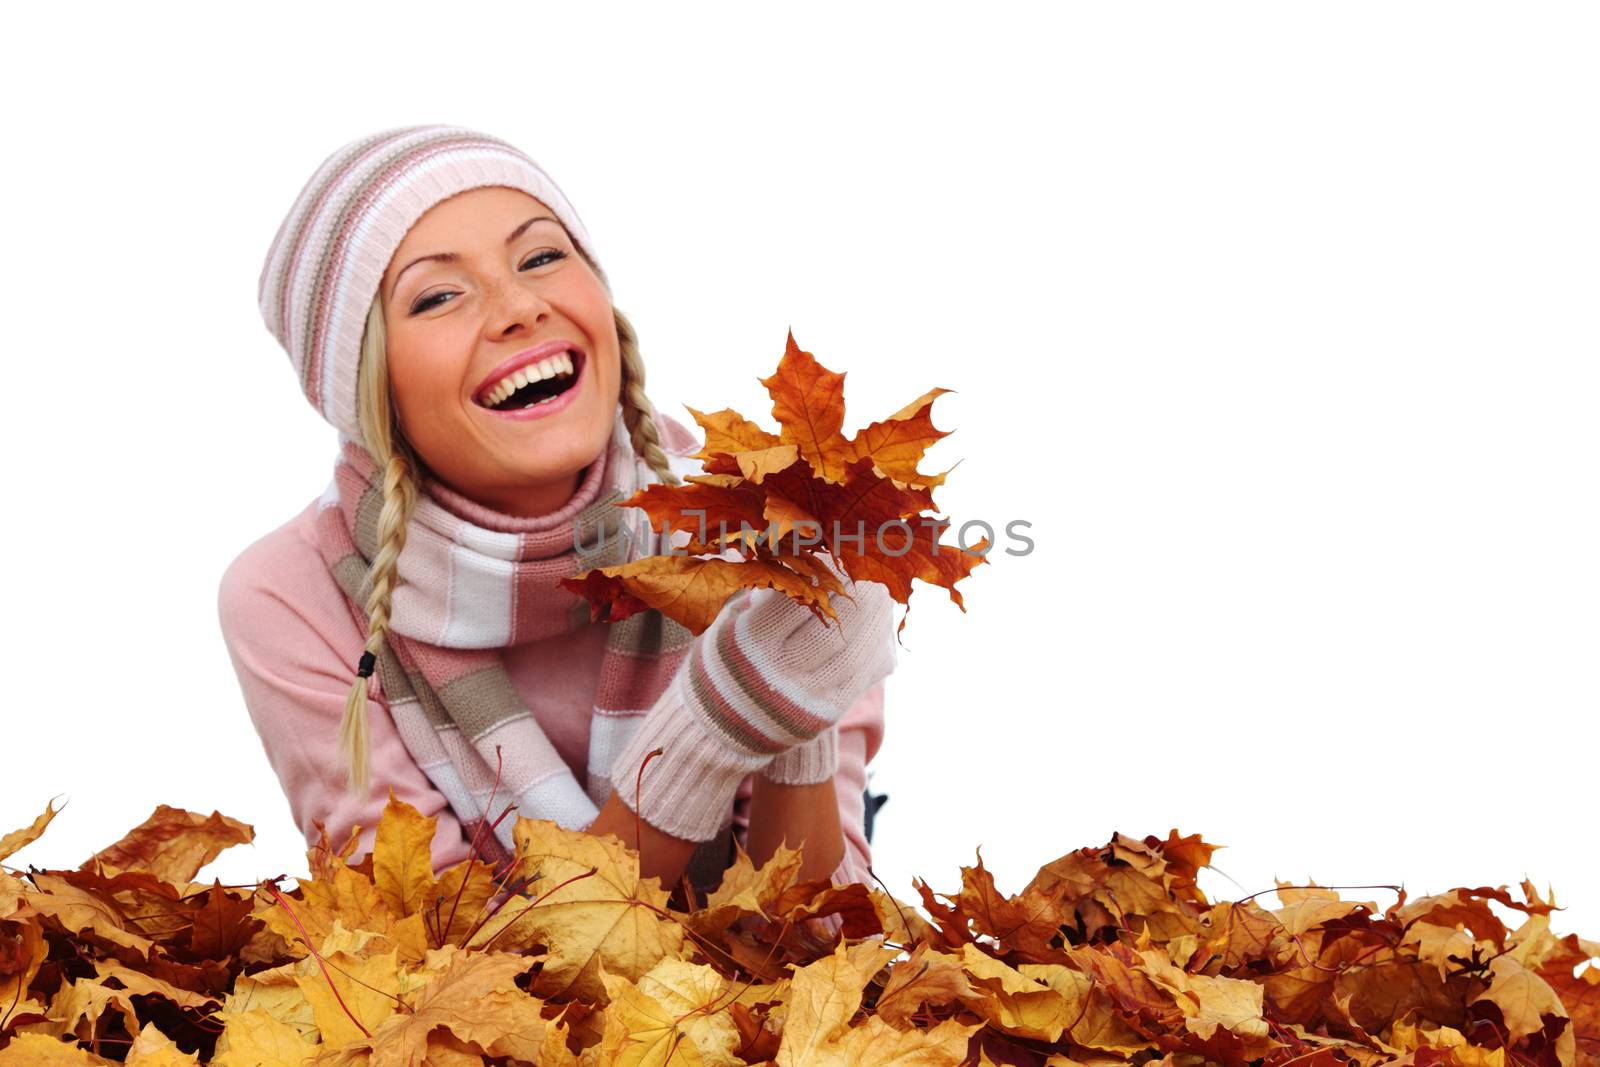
left=472, top=339, right=583, bottom=407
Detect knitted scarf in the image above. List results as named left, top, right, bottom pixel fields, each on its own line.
left=312, top=407, right=726, bottom=878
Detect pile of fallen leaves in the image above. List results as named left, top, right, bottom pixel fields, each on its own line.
left=0, top=796, right=1595, bottom=1066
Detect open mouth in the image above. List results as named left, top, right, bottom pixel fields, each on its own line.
left=475, top=348, right=585, bottom=412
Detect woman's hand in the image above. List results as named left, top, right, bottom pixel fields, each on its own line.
left=725, top=559, right=900, bottom=739
left=608, top=556, right=899, bottom=843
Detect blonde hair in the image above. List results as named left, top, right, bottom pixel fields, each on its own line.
left=338, top=266, right=681, bottom=797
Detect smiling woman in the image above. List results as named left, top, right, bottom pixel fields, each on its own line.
left=374, top=189, right=623, bottom=519
left=217, top=124, right=897, bottom=908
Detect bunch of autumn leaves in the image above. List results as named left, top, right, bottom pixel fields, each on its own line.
left=560, top=331, right=987, bottom=637
left=1, top=794, right=1596, bottom=1067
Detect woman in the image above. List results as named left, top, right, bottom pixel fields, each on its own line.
left=217, top=124, right=898, bottom=896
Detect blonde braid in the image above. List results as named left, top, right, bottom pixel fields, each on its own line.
left=339, top=294, right=424, bottom=797
left=613, top=307, right=681, bottom=487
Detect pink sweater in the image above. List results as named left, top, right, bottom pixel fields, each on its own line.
left=216, top=496, right=885, bottom=887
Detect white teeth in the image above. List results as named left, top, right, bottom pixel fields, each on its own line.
left=482, top=351, right=577, bottom=407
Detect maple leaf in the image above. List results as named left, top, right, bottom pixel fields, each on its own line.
left=371, top=791, right=436, bottom=921
left=77, top=805, right=252, bottom=888
left=316, top=945, right=549, bottom=1065
left=562, top=330, right=986, bottom=636
left=954, top=942, right=1079, bottom=1043
left=124, top=1022, right=203, bottom=1065
left=754, top=333, right=953, bottom=490
left=0, top=798, right=64, bottom=864
left=682, top=839, right=805, bottom=942
left=260, top=853, right=427, bottom=967
left=466, top=818, right=686, bottom=1004
left=24, top=872, right=159, bottom=956
left=211, top=1007, right=318, bottom=1067
left=597, top=958, right=752, bottom=1067
left=0, top=1033, right=120, bottom=1064
left=1136, top=944, right=1272, bottom=1042
left=874, top=941, right=978, bottom=1029
left=293, top=945, right=404, bottom=1047
left=952, top=848, right=1071, bottom=962
left=1468, top=954, right=1576, bottom=1066
left=774, top=939, right=901, bottom=1067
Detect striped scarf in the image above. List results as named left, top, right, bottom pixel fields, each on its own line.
left=312, top=407, right=728, bottom=878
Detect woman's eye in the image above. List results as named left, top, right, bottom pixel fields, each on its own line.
left=410, top=291, right=452, bottom=314
left=407, top=250, right=566, bottom=314
left=521, top=249, right=567, bottom=271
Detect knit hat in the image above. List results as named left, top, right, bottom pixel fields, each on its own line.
left=257, top=124, right=608, bottom=442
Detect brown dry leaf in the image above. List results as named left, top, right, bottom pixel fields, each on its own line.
left=564, top=552, right=842, bottom=635
left=1468, top=954, right=1574, bottom=1062
left=0, top=798, right=64, bottom=863
left=0, top=918, right=48, bottom=1021
left=1271, top=889, right=1374, bottom=937
left=1018, top=962, right=1155, bottom=1056
left=1135, top=945, right=1270, bottom=1041
left=24, top=873, right=157, bottom=955
left=953, top=849, right=1070, bottom=961
left=956, top=942, right=1077, bottom=1043
left=23, top=974, right=141, bottom=1045
left=1403, top=921, right=1489, bottom=980
left=874, top=942, right=977, bottom=1029
left=691, top=840, right=803, bottom=931
left=92, top=960, right=219, bottom=1013
left=77, top=806, right=252, bottom=887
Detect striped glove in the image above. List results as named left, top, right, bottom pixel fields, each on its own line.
left=608, top=560, right=899, bottom=843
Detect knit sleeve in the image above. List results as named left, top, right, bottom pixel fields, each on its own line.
left=216, top=506, right=475, bottom=876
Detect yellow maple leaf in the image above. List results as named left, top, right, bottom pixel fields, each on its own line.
left=775, top=939, right=900, bottom=1067
left=293, top=946, right=405, bottom=1048
left=372, top=790, right=436, bottom=920
left=330, top=945, right=547, bottom=1064
left=123, top=1022, right=202, bottom=1066
left=466, top=818, right=686, bottom=1004
left=0, top=1033, right=118, bottom=1065
left=211, top=1007, right=319, bottom=1067
left=803, top=1016, right=978, bottom=1067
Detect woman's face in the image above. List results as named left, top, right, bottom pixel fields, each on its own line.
left=379, top=185, right=621, bottom=517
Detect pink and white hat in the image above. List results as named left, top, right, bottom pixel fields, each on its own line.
left=257, top=124, right=607, bottom=442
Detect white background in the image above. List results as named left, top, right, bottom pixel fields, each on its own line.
left=3, top=4, right=1595, bottom=942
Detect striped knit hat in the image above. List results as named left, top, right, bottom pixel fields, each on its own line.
left=257, top=124, right=608, bottom=442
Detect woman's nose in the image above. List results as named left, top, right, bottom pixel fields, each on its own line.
left=485, top=276, right=552, bottom=335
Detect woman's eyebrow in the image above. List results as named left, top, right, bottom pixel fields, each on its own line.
left=388, top=215, right=562, bottom=298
